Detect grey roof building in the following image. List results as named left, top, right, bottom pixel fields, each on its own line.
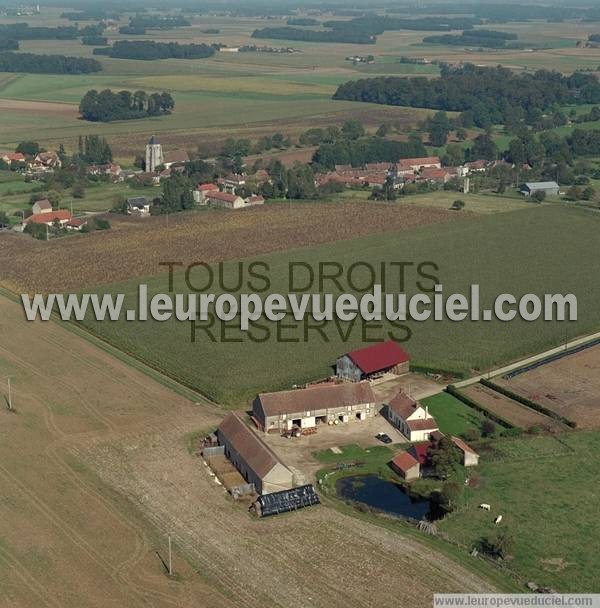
left=520, top=181, right=559, bottom=197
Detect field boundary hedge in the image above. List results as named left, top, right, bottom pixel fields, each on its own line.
left=480, top=378, right=576, bottom=428
left=445, top=385, right=515, bottom=429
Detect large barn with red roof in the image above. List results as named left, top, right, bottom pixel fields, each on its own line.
left=336, top=340, right=410, bottom=382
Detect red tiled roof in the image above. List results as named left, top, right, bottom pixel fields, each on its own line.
left=25, top=210, right=71, bottom=224
left=409, top=442, right=431, bottom=465
left=164, top=149, right=189, bottom=164
left=407, top=417, right=438, bottom=432
left=198, top=183, right=219, bottom=191
left=5, top=152, right=26, bottom=162
left=256, top=381, right=375, bottom=417
left=346, top=340, right=410, bottom=375
left=391, top=451, right=419, bottom=472
left=207, top=191, right=240, bottom=203
left=67, top=218, right=87, bottom=228
left=402, top=156, right=440, bottom=166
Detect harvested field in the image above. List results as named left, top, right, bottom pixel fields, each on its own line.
left=461, top=383, right=567, bottom=432
left=0, top=295, right=502, bottom=607
left=0, top=201, right=460, bottom=293
left=496, top=344, right=600, bottom=429
left=0, top=97, right=78, bottom=118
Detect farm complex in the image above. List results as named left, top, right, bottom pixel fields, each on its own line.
left=1, top=0, right=600, bottom=605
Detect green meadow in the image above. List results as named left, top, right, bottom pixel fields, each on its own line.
left=79, top=204, right=600, bottom=405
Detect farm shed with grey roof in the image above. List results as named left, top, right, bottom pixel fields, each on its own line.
left=218, top=412, right=294, bottom=495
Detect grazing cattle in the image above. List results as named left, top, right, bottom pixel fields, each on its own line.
left=494, top=515, right=503, bottom=524
left=479, top=503, right=491, bottom=511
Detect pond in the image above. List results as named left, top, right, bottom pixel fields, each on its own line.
left=337, top=474, right=441, bottom=521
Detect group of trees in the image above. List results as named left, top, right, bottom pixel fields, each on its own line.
left=0, top=39, right=18, bottom=51
left=333, top=65, right=600, bottom=129
left=286, top=17, right=319, bottom=26
left=79, top=89, right=174, bottom=122
left=93, top=40, right=216, bottom=60
left=423, top=29, right=521, bottom=49
left=312, top=135, right=427, bottom=170
left=0, top=52, right=102, bottom=74
left=252, top=26, right=375, bottom=44
left=77, top=135, right=113, bottom=165
left=0, top=23, right=79, bottom=40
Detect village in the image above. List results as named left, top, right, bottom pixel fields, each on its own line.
left=0, top=130, right=561, bottom=238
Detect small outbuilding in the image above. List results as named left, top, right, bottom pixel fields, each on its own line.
left=450, top=436, right=479, bottom=467
left=520, top=181, right=559, bottom=197
left=336, top=340, right=410, bottom=382
left=390, top=451, right=420, bottom=481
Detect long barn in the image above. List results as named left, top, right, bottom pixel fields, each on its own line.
left=252, top=381, right=376, bottom=434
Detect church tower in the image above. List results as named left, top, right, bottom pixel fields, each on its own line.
left=145, top=135, right=163, bottom=172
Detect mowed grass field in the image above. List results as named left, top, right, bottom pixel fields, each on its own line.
left=76, top=204, right=600, bottom=405
left=438, top=432, right=600, bottom=592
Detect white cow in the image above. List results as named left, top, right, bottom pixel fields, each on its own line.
left=479, top=503, right=491, bottom=511
left=494, top=515, right=503, bottom=525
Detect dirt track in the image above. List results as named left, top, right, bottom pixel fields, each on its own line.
left=0, top=295, right=498, bottom=607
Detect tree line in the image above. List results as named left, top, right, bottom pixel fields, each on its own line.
left=0, top=52, right=102, bottom=74
left=79, top=89, right=174, bottom=122
left=0, top=23, right=79, bottom=40
left=0, top=39, right=18, bottom=51
left=93, top=40, right=216, bottom=60
left=333, top=65, right=600, bottom=128
left=251, top=26, right=375, bottom=44
left=423, top=30, right=522, bottom=49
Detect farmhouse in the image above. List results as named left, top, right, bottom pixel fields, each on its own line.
left=218, top=412, right=294, bottom=494
left=127, top=197, right=151, bottom=215
left=33, top=152, right=61, bottom=171
left=252, top=381, right=376, bottom=434
left=206, top=191, right=245, bottom=209
left=400, top=156, right=441, bottom=171
left=1, top=152, right=26, bottom=166
left=386, top=391, right=439, bottom=442
left=193, top=182, right=219, bottom=203
left=24, top=210, right=72, bottom=227
left=31, top=199, right=52, bottom=215
left=450, top=436, right=479, bottom=466
left=390, top=451, right=420, bottom=481
left=163, top=149, right=189, bottom=169
left=520, top=181, right=559, bottom=197
left=66, top=217, right=88, bottom=231
left=222, top=174, right=246, bottom=194
left=336, top=340, right=410, bottom=382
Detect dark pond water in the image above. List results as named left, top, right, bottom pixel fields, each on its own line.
left=337, top=474, right=438, bottom=521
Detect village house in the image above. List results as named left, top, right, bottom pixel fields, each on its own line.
left=465, top=159, right=488, bottom=173
left=66, top=217, right=88, bottom=231
left=450, top=436, right=479, bottom=466
left=245, top=194, right=265, bottom=206
left=193, top=183, right=220, bottom=204
left=336, top=340, right=410, bottom=382
left=206, top=190, right=245, bottom=209
left=390, top=451, right=420, bottom=481
left=33, top=152, right=61, bottom=172
left=218, top=412, right=294, bottom=495
left=401, top=156, right=441, bottom=171
left=31, top=199, right=53, bottom=215
left=252, top=381, right=376, bottom=434
left=386, top=391, right=439, bottom=442
left=24, top=209, right=72, bottom=228
left=126, top=197, right=151, bottom=215
left=1, top=152, right=27, bottom=166
left=163, top=149, right=190, bottom=169
left=222, top=174, right=246, bottom=194
left=86, top=163, right=122, bottom=181
left=419, top=167, right=454, bottom=184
